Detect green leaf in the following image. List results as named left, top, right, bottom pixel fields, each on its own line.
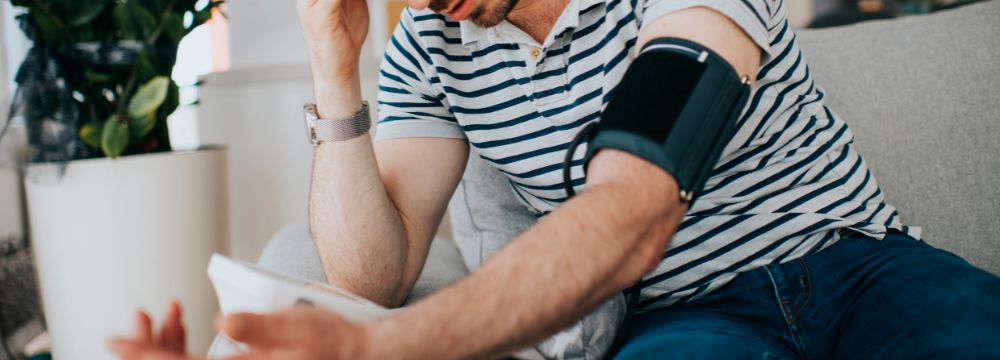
left=135, top=51, right=159, bottom=82
left=136, top=0, right=166, bottom=15
left=129, top=112, right=158, bottom=140
left=80, top=123, right=102, bottom=148
left=101, top=117, right=130, bottom=158
left=156, top=80, right=181, bottom=119
left=65, top=2, right=108, bottom=28
left=162, top=13, right=186, bottom=43
left=113, top=3, right=139, bottom=39
left=190, top=6, right=214, bottom=30
left=30, top=10, right=64, bottom=43
left=127, top=0, right=157, bottom=39
left=83, top=69, right=113, bottom=83
left=128, top=76, right=171, bottom=119
left=74, top=26, right=96, bottom=42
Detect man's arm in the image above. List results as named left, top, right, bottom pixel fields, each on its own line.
left=310, top=134, right=467, bottom=307
left=362, top=7, right=763, bottom=359
left=298, top=0, right=468, bottom=307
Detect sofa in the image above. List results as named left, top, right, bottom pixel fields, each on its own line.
left=238, top=0, right=999, bottom=353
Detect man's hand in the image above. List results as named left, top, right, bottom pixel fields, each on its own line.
left=219, top=307, right=372, bottom=359
left=109, top=303, right=374, bottom=360
left=296, top=0, right=369, bottom=85
left=296, top=0, right=369, bottom=118
left=108, top=302, right=190, bottom=360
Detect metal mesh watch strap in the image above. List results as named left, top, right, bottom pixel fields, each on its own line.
left=308, top=101, right=371, bottom=143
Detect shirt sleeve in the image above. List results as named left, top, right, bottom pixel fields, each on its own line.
left=640, top=0, right=775, bottom=62
left=375, top=10, right=466, bottom=142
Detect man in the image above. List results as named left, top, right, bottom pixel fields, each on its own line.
left=110, top=0, right=1000, bottom=357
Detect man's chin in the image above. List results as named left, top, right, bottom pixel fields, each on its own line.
left=467, top=0, right=517, bottom=28
left=469, top=10, right=505, bottom=28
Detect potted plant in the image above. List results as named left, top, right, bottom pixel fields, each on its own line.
left=2, top=0, right=227, bottom=357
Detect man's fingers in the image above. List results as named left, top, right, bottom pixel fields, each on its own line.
left=135, top=311, right=154, bottom=343
left=107, top=338, right=193, bottom=360
left=108, top=338, right=142, bottom=359
left=160, top=301, right=186, bottom=353
left=220, top=353, right=267, bottom=360
left=221, top=312, right=301, bottom=347
left=222, top=307, right=324, bottom=347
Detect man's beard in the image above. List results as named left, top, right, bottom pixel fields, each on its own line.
left=429, top=0, right=519, bottom=28
left=469, top=0, right=519, bottom=28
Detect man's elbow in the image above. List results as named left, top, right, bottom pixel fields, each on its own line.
left=611, top=208, right=679, bottom=290
left=586, top=150, right=687, bottom=288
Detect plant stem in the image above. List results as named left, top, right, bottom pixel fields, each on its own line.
left=145, top=5, right=175, bottom=47
left=117, top=65, right=140, bottom=119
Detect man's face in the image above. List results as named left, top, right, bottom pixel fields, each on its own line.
left=425, top=0, right=519, bottom=27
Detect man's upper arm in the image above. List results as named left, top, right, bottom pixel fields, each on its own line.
left=585, top=6, right=763, bottom=218
left=374, top=137, right=467, bottom=258
left=370, top=12, right=471, bottom=291
left=636, top=6, right=762, bottom=83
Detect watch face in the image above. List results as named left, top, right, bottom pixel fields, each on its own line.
left=304, top=103, right=319, bottom=145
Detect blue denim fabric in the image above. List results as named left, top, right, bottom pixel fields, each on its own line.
left=615, top=231, right=1000, bottom=359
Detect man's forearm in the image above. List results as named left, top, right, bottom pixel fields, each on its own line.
left=366, top=151, right=686, bottom=359
left=309, top=77, right=410, bottom=306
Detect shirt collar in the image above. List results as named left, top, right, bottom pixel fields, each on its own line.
left=459, top=18, right=489, bottom=45
left=459, top=0, right=603, bottom=46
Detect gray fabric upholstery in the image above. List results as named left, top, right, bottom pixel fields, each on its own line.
left=448, top=152, right=539, bottom=270
left=797, top=0, right=1000, bottom=272
left=257, top=224, right=471, bottom=303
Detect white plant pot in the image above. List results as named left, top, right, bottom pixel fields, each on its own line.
left=25, top=148, right=229, bottom=359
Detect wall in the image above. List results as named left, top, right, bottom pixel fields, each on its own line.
left=0, top=2, right=24, bottom=243
left=225, top=0, right=388, bottom=69
left=226, top=1, right=307, bottom=69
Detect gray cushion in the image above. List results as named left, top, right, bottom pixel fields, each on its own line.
left=449, top=1, right=1000, bottom=274
left=256, top=224, right=470, bottom=303
left=448, top=151, right=538, bottom=271
left=797, top=0, right=1000, bottom=273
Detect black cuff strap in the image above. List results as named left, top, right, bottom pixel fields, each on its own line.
left=565, top=37, right=751, bottom=205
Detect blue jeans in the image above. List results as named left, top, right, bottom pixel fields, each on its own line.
left=615, top=231, right=1000, bottom=359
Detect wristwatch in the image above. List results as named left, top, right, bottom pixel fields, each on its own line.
left=303, top=101, right=371, bottom=145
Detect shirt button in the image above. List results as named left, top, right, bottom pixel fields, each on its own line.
left=530, top=48, right=541, bottom=60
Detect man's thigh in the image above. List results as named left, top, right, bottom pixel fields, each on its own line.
left=615, top=310, right=798, bottom=360
left=800, top=233, right=1000, bottom=359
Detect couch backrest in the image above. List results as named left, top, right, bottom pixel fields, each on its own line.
left=797, top=0, right=1000, bottom=272
left=448, top=0, right=1000, bottom=274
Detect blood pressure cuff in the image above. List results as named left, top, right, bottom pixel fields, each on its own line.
left=575, top=37, right=751, bottom=204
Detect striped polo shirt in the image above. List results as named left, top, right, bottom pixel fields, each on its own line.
left=375, top=0, right=918, bottom=309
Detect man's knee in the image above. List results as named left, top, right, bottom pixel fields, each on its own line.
left=256, top=224, right=328, bottom=283
left=868, top=288, right=1000, bottom=359
left=835, top=249, right=1000, bottom=359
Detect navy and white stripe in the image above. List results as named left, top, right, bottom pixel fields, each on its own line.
left=375, top=0, right=917, bottom=309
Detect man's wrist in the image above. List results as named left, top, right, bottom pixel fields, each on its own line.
left=312, top=74, right=364, bottom=119
left=360, top=318, right=409, bottom=359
